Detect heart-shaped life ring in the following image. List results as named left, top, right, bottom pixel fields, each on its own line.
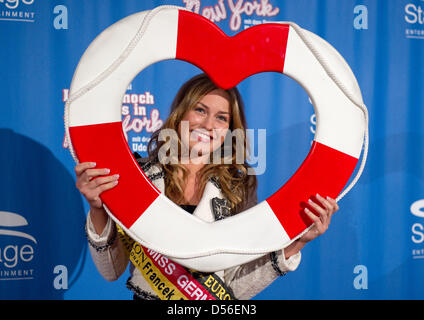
left=65, top=5, right=368, bottom=272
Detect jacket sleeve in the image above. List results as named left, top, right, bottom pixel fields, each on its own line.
left=85, top=211, right=130, bottom=281
left=225, top=175, right=302, bottom=300
left=224, top=250, right=301, bottom=300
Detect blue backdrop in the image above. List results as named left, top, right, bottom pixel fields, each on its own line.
left=1, top=0, right=424, bottom=300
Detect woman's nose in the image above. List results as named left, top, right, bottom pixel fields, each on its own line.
left=201, top=114, right=214, bottom=131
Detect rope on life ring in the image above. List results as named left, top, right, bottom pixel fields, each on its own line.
left=65, top=5, right=368, bottom=272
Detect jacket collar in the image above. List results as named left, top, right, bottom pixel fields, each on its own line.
left=140, top=161, right=232, bottom=222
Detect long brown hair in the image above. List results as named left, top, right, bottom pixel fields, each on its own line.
left=147, top=73, right=257, bottom=212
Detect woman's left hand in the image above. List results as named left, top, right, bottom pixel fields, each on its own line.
left=299, top=194, right=339, bottom=244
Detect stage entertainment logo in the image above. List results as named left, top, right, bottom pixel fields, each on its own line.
left=182, top=0, right=280, bottom=31
left=63, top=84, right=164, bottom=158
left=411, top=199, right=424, bottom=259
left=0, top=0, right=35, bottom=23
left=404, top=0, right=424, bottom=39
left=0, top=211, right=37, bottom=281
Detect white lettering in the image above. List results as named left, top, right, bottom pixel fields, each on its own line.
left=121, top=105, right=129, bottom=116
left=192, top=287, right=204, bottom=300
left=228, top=0, right=279, bottom=31
left=405, top=4, right=424, bottom=24
left=202, top=0, right=227, bottom=23
left=246, top=128, right=266, bottom=175
left=164, top=262, right=176, bottom=276
left=183, top=0, right=201, bottom=14
left=122, top=109, right=163, bottom=141
left=53, top=5, right=68, bottom=30
left=310, top=113, right=316, bottom=135
left=412, top=223, right=424, bottom=243
left=53, top=265, right=68, bottom=290
left=0, top=244, right=34, bottom=268
left=1, top=0, right=34, bottom=10
left=132, top=143, right=147, bottom=153
left=133, top=104, right=146, bottom=116
left=177, top=274, right=189, bottom=287
left=168, top=304, right=202, bottom=317
left=353, top=265, right=368, bottom=290
left=353, top=5, right=368, bottom=30
left=122, top=92, right=154, bottom=105
left=3, top=245, right=18, bottom=268
left=184, top=280, right=196, bottom=296
left=20, top=244, right=33, bottom=262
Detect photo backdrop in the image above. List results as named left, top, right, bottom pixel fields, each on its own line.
left=1, top=0, right=423, bottom=299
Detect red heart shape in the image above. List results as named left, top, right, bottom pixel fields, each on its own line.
left=176, top=10, right=289, bottom=89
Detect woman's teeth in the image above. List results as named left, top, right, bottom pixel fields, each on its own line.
left=192, top=130, right=211, bottom=142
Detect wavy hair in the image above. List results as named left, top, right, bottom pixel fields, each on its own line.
left=146, top=73, right=256, bottom=212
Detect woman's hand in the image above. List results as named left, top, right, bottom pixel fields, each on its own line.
left=283, top=194, right=339, bottom=259
left=75, top=162, right=119, bottom=235
left=299, top=194, right=339, bottom=244
left=75, top=162, right=119, bottom=209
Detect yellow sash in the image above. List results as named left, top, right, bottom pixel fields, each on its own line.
left=117, top=225, right=235, bottom=300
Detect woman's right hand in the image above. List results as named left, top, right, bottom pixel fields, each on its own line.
left=75, top=162, right=119, bottom=235
left=75, top=162, right=119, bottom=209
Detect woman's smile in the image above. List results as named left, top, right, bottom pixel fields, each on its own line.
left=191, top=129, right=212, bottom=143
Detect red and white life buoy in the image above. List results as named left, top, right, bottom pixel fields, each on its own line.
left=65, top=6, right=367, bottom=272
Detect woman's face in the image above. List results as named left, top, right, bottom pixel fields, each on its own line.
left=179, top=89, right=231, bottom=159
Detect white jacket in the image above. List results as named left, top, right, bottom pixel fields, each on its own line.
left=85, top=161, right=301, bottom=300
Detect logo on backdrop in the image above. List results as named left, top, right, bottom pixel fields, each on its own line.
left=63, top=84, right=164, bottom=157
left=0, top=211, right=37, bottom=281
left=404, top=1, right=424, bottom=39
left=0, top=0, right=35, bottom=23
left=411, top=199, right=424, bottom=259
left=182, top=0, right=280, bottom=31
left=0, top=129, right=86, bottom=299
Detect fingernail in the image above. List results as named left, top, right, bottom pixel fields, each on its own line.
left=316, top=193, right=322, bottom=199
left=114, top=174, right=120, bottom=179
left=105, top=169, right=110, bottom=174
left=113, top=180, right=119, bottom=185
left=308, top=199, right=313, bottom=204
left=90, top=162, right=96, bottom=167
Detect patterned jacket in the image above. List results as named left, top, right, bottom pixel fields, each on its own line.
left=85, top=158, right=301, bottom=300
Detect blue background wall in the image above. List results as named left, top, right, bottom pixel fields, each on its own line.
left=1, top=0, right=423, bottom=300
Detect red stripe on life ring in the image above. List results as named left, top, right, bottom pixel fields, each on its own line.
left=266, top=141, right=358, bottom=239
left=69, top=122, right=160, bottom=228
left=176, top=10, right=289, bottom=90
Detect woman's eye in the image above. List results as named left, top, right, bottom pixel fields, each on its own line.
left=217, top=115, right=228, bottom=122
left=195, top=107, right=206, bottom=114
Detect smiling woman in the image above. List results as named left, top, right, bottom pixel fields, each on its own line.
left=65, top=5, right=360, bottom=300
left=77, top=73, right=340, bottom=300
left=146, top=73, right=253, bottom=209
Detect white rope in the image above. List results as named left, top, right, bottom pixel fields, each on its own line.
left=64, top=5, right=190, bottom=164
left=282, top=22, right=369, bottom=202
left=63, top=8, right=368, bottom=258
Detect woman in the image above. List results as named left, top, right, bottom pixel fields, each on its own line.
left=75, top=73, right=339, bottom=300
